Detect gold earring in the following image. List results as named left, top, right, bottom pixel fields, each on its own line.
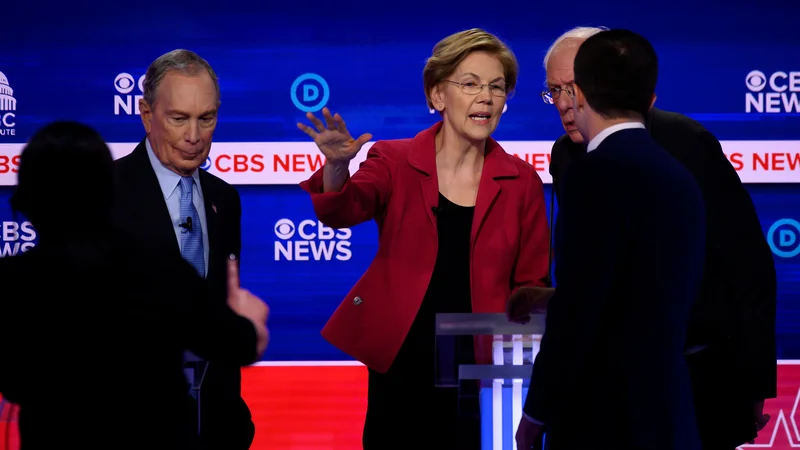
left=438, top=103, right=444, bottom=110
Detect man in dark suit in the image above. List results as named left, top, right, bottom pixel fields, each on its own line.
left=542, top=26, right=777, bottom=449
left=0, top=121, right=269, bottom=449
left=111, top=49, right=255, bottom=449
left=516, top=29, right=706, bottom=450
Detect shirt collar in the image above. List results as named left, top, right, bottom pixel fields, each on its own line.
left=587, top=121, right=646, bottom=153
left=145, top=138, right=201, bottom=200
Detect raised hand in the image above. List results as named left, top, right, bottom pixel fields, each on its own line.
left=226, top=254, right=270, bottom=358
left=297, top=107, right=372, bottom=167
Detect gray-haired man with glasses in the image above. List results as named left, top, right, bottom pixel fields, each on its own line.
left=535, top=25, right=777, bottom=450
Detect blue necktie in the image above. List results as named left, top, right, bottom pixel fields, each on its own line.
left=179, top=176, right=205, bottom=277
left=179, top=176, right=206, bottom=401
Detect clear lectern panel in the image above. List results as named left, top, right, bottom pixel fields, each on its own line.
left=435, top=313, right=545, bottom=450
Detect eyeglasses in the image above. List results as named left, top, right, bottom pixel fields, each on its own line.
left=444, top=80, right=512, bottom=98
left=540, top=84, right=574, bottom=104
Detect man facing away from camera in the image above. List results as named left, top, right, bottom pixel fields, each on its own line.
left=0, top=121, right=269, bottom=449
left=541, top=25, right=777, bottom=449
left=517, top=29, right=707, bottom=450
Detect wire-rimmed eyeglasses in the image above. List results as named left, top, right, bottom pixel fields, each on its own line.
left=444, top=80, right=513, bottom=99
left=540, top=84, right=574, bottom=104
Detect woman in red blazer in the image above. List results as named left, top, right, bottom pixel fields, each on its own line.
left=298, top=28, right=550, bottom=449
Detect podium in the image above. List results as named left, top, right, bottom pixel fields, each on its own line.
left=184, top=350, right=208, bottom=435
left=435, top=312, right=546, bottom=450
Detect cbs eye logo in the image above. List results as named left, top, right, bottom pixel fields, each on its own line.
left=274, top=219, right=296, bottom=240
left=114, top=73, right=145, bottom=95
left=745, top=70, right=767, bottom=92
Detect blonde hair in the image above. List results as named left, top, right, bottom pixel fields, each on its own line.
left=423, top=28, right=519, bottom=110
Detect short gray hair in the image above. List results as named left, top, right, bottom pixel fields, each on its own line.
left=143, top=49, right=220, bottom=106
left=543, top=26, right=608, bottom=69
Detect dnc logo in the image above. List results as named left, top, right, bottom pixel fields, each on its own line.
left=767, top=218, right=800, bottom=259
left=291, top=73, right=329, bottom=112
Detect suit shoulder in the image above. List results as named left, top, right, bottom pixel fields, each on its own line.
left=549, top=134, right=584, bottom=176
left=113, top=150, right=137, bottom=173
left=644, top=139, right=702, bottom=190
left=370, top=138, right=413, bottom=158
left=651, top=109, right=709, bottom=138
left=491, top=145, right=545, bottom=195
left=552, top=133, right=577, bottom=152
left=200, top=170, right=239, bottom=197
left=651, top=109, right=727, bottom=167
left=113, top=143, right=147, bottom=180
left=366, top=137, right=413, bottom=163
left=504, top=147, right=541, bottom=177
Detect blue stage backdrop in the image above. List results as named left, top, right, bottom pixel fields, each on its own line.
left=1, top=0, right=798, bottom=362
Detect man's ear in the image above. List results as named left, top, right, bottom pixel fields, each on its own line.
left=573, top=84, right=586, bottom=112
left=139, top=98, right=153, bottom=134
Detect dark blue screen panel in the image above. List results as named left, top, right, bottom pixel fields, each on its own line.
left=2, top=0, right=799, bottom=144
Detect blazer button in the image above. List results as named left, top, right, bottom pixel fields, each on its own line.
left=353, top=296, right=363, bottom=306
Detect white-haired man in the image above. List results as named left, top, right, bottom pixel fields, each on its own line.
left=524, top=25, right=777, bottom=450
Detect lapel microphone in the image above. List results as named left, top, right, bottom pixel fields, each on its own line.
left=179, top=217, right=193, bottom=232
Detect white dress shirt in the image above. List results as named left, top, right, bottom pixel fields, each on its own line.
left=145, top=139, right=210, bottom=276
left=586, top=121, right=646, bottom=153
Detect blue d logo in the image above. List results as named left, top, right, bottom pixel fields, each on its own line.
left=291, top=73, right=330, bottom=112
left=767, top=218, right=800, bottom=258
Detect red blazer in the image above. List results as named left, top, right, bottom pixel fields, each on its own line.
left=299, top=122, right=550, bottom=373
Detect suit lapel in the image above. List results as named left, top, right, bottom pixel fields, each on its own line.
left=420, top=177, right=439, bottom=231
left=199, top=171, right=221, bottom=282
left=407, top=123, right=520, bottom=245
left=471, top=138, right=518, bottom=248
left=407, top=123, right=441, bottom=232
left=126, top=142, right=181, bottom=255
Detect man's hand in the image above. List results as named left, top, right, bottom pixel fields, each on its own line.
left=507, top=287, right=555, bottom=324
left=516, top=416, right=544, bottom=449
left=226, top=255, right=270, bottom=359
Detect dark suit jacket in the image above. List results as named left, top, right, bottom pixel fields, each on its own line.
left=0, top=228, right=257, bottom=449
left=112, top=141, right=253, bottom=449
left=526, top=128, right=706, bottom=450
left=299, top=121, right=551, bottom=373
left=549, top=109, right=778, bottom=406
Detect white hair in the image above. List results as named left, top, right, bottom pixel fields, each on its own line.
left=543, top=26, right=608, bottom=69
